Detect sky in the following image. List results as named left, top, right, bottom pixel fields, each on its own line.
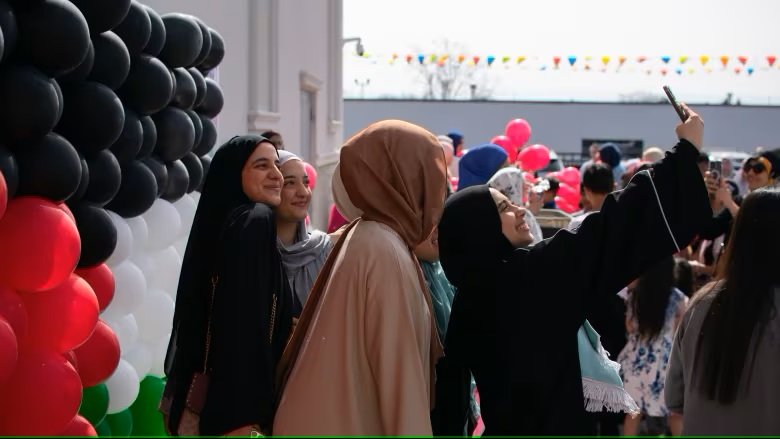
left=343, top=0, right=780, bottom=104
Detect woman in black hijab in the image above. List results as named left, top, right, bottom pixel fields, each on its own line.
left=436, top=106, right=712, bottom=435
left=162, top=135, right=294, bottom=436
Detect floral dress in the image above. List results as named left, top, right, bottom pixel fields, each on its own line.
left=617, top=288, right=688, bottom=417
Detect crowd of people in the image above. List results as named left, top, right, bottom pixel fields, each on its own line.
left=160, top=104, right=780, bottom=436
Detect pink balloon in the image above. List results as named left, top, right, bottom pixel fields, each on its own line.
left=555, top=196, right=579, bottom=214
left=505, top=119, right=532, bottom=148
left=557, top=182, right=581, bottom=206
left=490, top=135, right=517, bottom=163
left=559, top=167, right=581, bottom=188
left=518, top=144, right=551, bottom=172
left=303, top=162, right=318, bottom=190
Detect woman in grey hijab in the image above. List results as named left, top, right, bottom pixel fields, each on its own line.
left=276, top=151, right=333, bottom=313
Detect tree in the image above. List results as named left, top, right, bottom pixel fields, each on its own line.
left=411, top=39, right=494, bottom=100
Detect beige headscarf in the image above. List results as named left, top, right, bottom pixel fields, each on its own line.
left=276, top=119, right=447, bottom=410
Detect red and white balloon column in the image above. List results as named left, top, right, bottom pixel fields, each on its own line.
left=0, top=0, right=222, bottom=435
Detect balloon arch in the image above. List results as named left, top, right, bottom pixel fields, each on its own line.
left=0, top=0, right=223, bottom=435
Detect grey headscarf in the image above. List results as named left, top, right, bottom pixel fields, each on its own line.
left=277, top=151, right=333, bottom=306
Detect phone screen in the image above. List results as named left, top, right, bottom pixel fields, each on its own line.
left=709, top=160, right=722, bottom=183
left=663, top=85, right=688, bottom=122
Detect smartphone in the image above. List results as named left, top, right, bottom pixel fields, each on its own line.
left=709, top=159, right=722, bottom=183
left=662, top=85, right=689, bottom=122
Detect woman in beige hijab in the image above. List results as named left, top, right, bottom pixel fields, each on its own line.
left=273, top=120, right=447, bottom=436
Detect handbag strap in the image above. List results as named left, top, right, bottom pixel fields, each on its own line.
left=201, top=274, right=218, bottom=374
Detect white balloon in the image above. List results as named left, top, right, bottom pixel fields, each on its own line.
left=105, top=359, right=140, bottom=414
left=173, top=236, right=189, bottom=260
left=149, top=333, right=171, bottom=378
left=125, top=343, right=152, bottom=379
left=173, top=194, right=198, bottom=237
left=147, top=247, right=182, bottom=293
left=105, top=211, right=133, bottom=267
left=143, top=199, right=182, bottom=251
left=190, top=191, right=201, bottom=204
left=104, top=313, right=139, bottom=351
left=135, top=289, right=175, bottom=344
left=126, top=216, right=149, bottom=252
left=130, top=251, right=154, bottom=278
left=103, top=261, right=147, bottom=319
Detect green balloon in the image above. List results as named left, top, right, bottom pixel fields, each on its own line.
left=79, top=384, right=110, bottom=426
left=106, top=409, right=134, bottom=437
left=94, top=418, right=112, bottom=437
left=130, top=376, right=168, bottom=436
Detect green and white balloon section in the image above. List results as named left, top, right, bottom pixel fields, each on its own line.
left=98, top=194, right=198, bottom=435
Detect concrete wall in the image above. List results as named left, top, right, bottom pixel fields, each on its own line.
left=142, top=0, right=344, bottom=229
left=345, top=99, right=780, bottom=154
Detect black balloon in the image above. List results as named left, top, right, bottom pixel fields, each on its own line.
left=112, top=0, right=150, bottom=57
left=57, top=81, right=125, bottom=156
left=197, top=28, right=224, bottom=73
left=196, top=78, right=223, bottom=118
left=0, top=64, right=60, bottom=143
left=88, top=31, right=130, bottom=90
left=117, top=54, right=172, bottom=115
left=84, top=149, right=121, bottom=206
left=152, top=106, right=195, bottom=162
left=0, top=0, right=18, bottom=63
left=16, top=133, right=81, bottom=202
left=17, top=0, right=90, bottom=77
left=52, top=78, right=63, bottom=122
left=58, top=39, right=93, bottom=83
left=68, top=153, right=89, bottom=203
left=0, top=145, right=18, bottom=198
left=109, top=108, right=142, bottom=164
left=170, top=67, right=196, bottom=109
left=159, top=13, right=201, bottom=68
left=197, top=154, right=210, bottom=192
left=189, top=16, right=211, bottom=68
left=161, top=159, right=188, bottom=202
left=187, top=67, right=206, bottom=107
left=141, top=155, right=167, bottom=197
left=168, top=67, right=176, bottom=103
left=181, top=152, right=203, bottom=193
left=71, top=203, right=117, bottom=267
left=142, top=5, right=165, bottom=56
left=193, top=114, right=216, bottom=156
left=184, top=109, right=202, bottom=148
left=105, top=160, right=157, bottom=218
left=69, top=0, right=130, bottom=34
left=136, top=115, right=156, bottom=159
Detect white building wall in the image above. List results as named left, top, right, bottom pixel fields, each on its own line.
left=142, top=0, right=343, bottom=229
left=345, top=100, right=780, bottom=154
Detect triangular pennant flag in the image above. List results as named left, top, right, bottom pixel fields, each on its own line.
left=675, top=68, right=683, bottom=75
left=661, top=56, right=671, bottom=64
left=747, top=67, right=755, bottom=75
left=502, top=55, right=511, bottom=63
left=738, top=56, right=748, bottom=65
left=618, top=55, right=627, bottom=65
left=487, top=55, right=496, bottom=66
left=661, top=68, right=668, bottom=76
left=405, top=54, right=413, bottom=64
left=679, top=55, right=689, bottom=64
left=767, top=55, right=777, bottom=67
left=601, top=55, right=610, bottom=66
left=700, top=55, right=709, bottom=65
left=568, top=55, right=577, bottom=66
left=734, top=66, right=742, bottom=74
left=430, top=54, right=438, bottom=63
left=553, top=56, right=561, bottom=68
left=473, top=55, right=481, bottom=65
left=418, top=54, right=425, bottom=64
left=688, top=67, right=696, bottom=74
left=637, top=55, right=647, bottom=63
left=720, top=55, right=729, bottom=67
left=457, top=54, right=466, bottom=63
left=516, top=56, right=526, bottom=63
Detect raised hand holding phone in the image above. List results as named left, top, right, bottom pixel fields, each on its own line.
left=674, top=102, right=704, bottom=150
left=663, top=85, right=689, bottom=121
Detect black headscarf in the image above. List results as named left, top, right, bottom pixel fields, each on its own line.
left=438, top=185, right=514, bottom=357
left=165, top=134, right=271, bottom=376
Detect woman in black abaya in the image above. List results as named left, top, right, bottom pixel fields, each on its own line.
left=162, top=135, right=294, bottom=436
left=436, top=105, right=712, bottom=435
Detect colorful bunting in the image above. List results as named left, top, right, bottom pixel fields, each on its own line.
left=700, top=55, right=710, bottom=65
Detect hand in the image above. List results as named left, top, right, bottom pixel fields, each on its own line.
left=675, top=103, right=704, bottom=150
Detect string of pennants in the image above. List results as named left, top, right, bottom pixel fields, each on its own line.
left=351, top=52, right=780, bottom=75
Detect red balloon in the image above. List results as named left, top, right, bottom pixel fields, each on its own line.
left=75, top=264, right=115, bottom=312
left=0, top=316, right=17, bottom=384
left=20, top=274, right=99, bottom=353
left=518, top=144, right=551, bottom=172
left=490, top=135, right=517, bottom=163
left=73, top=320, right=120, bottom=387
left=557, top=182, right=581, bottom=206
left=0, top=170, right=6, bottom=220
left=505, top=118, right=532, bottom=148
left=59, top=415, right=97, bottom=437
left=0, top=349, right=82, bottom=435
left=57, top=202, right=77, bottom=225
left=0, top=197, right=81, bottom=292
left=64, top=350, right=79, bottom=372
left=555, top=196, right=579, bottom=214
left=303, top=162, right=318, bottom=190
left=559, top=166, right=581, bottom=188
left=0, top=286, right=27, bottom=340
left=522, top=172, right=539, bottom=185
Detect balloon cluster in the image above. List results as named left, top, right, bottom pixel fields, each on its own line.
left=548, top=166, right=582, bottom=213
left=0, top=0, right=223, bottom=435
left=490, top=119, right=551, bottom=172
